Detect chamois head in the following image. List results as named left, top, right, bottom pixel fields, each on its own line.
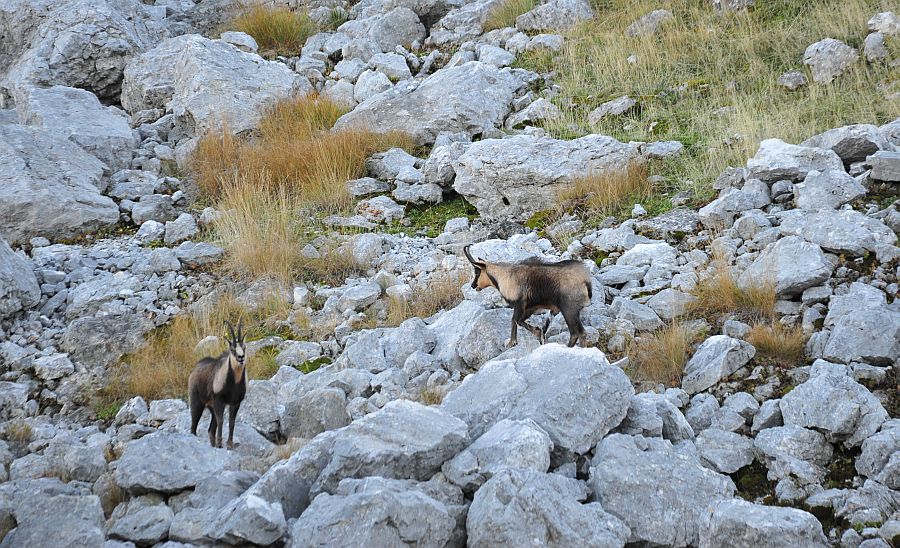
left=463, top=245, right=493, bottom=290
left=224, top=320, right=246, bottom=367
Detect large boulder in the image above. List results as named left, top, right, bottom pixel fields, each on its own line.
left=681, top=335, right=755, bottom=394
left=856, top=422, right=900, bottom=489
left=515, top=0, right=593, bottom=32
left=801, top=124, right=893, bottom=163
left=792, top=169, right=867, bottom=210
left=747, top=138, right=844, bottom=182
left=16, top=85, right=136, bottom=172
left=452, top=134, right=642, bottom=221
left=777, top=209, right=897, bottom=256
left=312, top=400, right=469, bottom=494
left=823, top=304, right=900, bottom=366
left=0, top=0, right=168, bottom=100
left=590, top=434, right=736, bottom=547
left=441, top=344, right=634, bottom=456
left=442, top=418, right=552, bottom=492
left=780, top=361, right=889, bottom=448
left=427, top=0, right=507, bottom=46
left=0, top=480, right=105, bottom=547
left=737, top=236, right=833, bottom=297
left=697, top=179, right=771, bottom=230
left=114, top=431, right=241, bottom=494
left=122, top=34, right=311, bottom=138
left=467, top=468, right=630, bottom=548
left=0, top=124, right=118, bottom=245
left=699, top=499, right=828, bottom=548
left=333, top=61, right=527, bottom=146
left=61, top=313, right=152, bottom=368
left=289, top=477, right=457, bottom=548
left=0, top=236, right=40, bottom=319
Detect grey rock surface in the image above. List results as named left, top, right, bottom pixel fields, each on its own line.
left=682, top=335, right=755, bottom=394
left=0, top=236, right=40, bottom=319
left=699, top=499, right=828, bottom=548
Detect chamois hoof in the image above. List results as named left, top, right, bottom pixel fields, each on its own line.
left=505, top=338, right=517, bottom=349
left=226, top=441, right=235, bottom=450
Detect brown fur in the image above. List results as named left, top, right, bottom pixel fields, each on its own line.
left=464, top=245, right=593, bottom=347
left=189, top=321, right=247, bottom=449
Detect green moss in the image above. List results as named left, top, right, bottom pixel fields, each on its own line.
left=388, top=195, right=478, bottom=238
left=524, top=209, right=556, bottom=232
left=94, top=401, right=123, bottom=422
left=825, top=446, right=859, bottom=490
left=731, top=461, right=777, bottom=503
left=591, top=250, right=609, bottom=266
left=851, top=521, right=883, bottom=533
left=297, top=356, right=331, bottom=374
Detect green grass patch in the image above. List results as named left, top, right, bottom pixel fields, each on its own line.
left=390, top=195, right=478, bottom=237
left=297, top=356, right=331, bottom=374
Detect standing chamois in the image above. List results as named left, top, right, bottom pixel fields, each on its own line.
left=189, top=320, right=247, bottom=449
left=464, top=245, right=593, bottom=348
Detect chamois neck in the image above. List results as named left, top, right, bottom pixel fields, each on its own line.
left=228, top=353, right=246, bottom=382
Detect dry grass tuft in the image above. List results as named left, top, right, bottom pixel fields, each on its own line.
left=102, top=292, right=294, bottom=405
left=557, top=162, right=652, bottom=217
left=690, top=260, right=776, bottom=322
left=418, top=388, right=445, bottom=405
left=625, top=321, right=698, bottom=386
left=230, top=5, right=317, bottom=57
left=2, top=421, right=33, bottom=443
left=747, top=322, right=807, bottom=367
left=386, top=271, right=468, bottom=326
left=483, top=0, right=538, bottom=30
left=521, top=0, right=899, bottom=199
left=191, top=95, right=411, bottom=283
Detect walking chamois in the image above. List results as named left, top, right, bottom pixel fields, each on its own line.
left=463, top=245, right=593, bottom=348
left=189, top=320, right=247, bottom=449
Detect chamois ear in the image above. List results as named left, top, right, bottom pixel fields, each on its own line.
left=463, top=245, right=486, bottom=268
left=236, top=319, right=244, bottom=342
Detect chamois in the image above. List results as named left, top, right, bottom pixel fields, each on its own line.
left=464, top=245, right=593, bottom=348
left=189, top=320, right=247, bottom=449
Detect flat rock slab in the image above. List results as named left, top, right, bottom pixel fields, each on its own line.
left=777, top=209, right=897, bottom=256
left=747, top=138, right=843, bottom=182
left=441, top=344, right=634, bottom=456
left=114, top=431, right=241, bottom=494
left=0, top=236, right=40, bottom=320
left=682, top=335, right=755, bottom=395
left=737, top=235, right=833, bottom=297
left=699, top=499, right=828, bottom=548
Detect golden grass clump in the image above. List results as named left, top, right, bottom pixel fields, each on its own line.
left=190, top=95, right=412, bottom=283
left=625, top=321, right=698, bottom=386
left=2, top=421, right=33, bottom=443
left=102, top=292, right=293, bottom=405
left=522, top=0, right=899, bottom=199
left=690, top=260, right=776, bottom=322
left=747, top=322, right=807, bottom=367
left=557, top=162, right=652, bottom=217
left=483, top=0, right=538, bottom=31
left=230, top=5, right=317, bottom=56
left=386, top=271, right=468, bottom=326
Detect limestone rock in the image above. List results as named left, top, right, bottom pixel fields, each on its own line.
left=0, top=236, right=40, bottom=319
left=803, top=38, right=859, bottom=84
left=699, top=499, right=828, bottom=548
left=682, top=335, right=755, bottom=394
left=737, top=236, right=833, bottom=296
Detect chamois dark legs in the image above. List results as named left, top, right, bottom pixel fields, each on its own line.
left=190, top=397, right=204, bottom=437
left=562, top=307, right=586, bottom=348
left=212, top=400, right=226, bottom=448
left=509, top=306, right=546, bottom=347
left=227, top=402, right=241, bottom=450
left=207, top=407, right=217, bottom=446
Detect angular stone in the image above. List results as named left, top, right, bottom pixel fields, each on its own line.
left=515, top=0, right=593, bottom=32
left=747, top=138, right=844, bottom=182
left=467, top=469, right=629, bottom=547
left=777, top=209, right=897, bottom=256
left=856, top=424, right=900, bottom=488
left=803, top=38, right=859, bottom=84
left=625, top=9, right=673, bottom=37
left=823, top=306, right=900, bottom=365
left=590, top=434, right=736, bottom=547
left=699, top=499, right=828, bottom=548
left=442, top=344, right=634, bottom=455
left=63, top=313, right=152, bottom=368
left=107, top=496, right=174, bottom=545
left=0, top=236, right=40, bottom=319
left=0, top=124, right=117, bottom=245
left=452, top=133, right=641, bottom=221
left=334, top=61, right=526, bottom=146
left=780, top=362, right=889, bottom=447
left=695, top=428, right=755, bottom=474
left=867, top=150, right=900, bottom=182
left=588, top=95, right=636, bottom=124
left=682, top=335, right=756, bottom=394
left=280, top=387, right=350, bottom=439
left=115, top=431, right=240, bottom=494
left=793, top=169, right=867, bottom=210
left=738, top=236, right=833, bottom=296
left=802, top=124, right=892, bottom=163
left=442, top=418, right=552, bottom=492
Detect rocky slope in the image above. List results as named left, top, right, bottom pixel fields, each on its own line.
left=0, top=0, right=898, bottom=547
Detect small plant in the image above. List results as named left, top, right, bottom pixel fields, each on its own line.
left=230, top=5, right=317, bottom=57
left=557, top=163, right=653, bottom=218
left=746, top=322, right=807, bottom=367
left=297, top=356, right=332, bottom=374
left=483, top=0, right=538, bottom=31
left=94, top=401, right=123, bottom=422
left=419, top=388, right=445, bottom=405
left=625, top=321, right=699, bottom=386
left=3, top=421, right=33, bottom=443
left=690, top=260, right=776, bottom=322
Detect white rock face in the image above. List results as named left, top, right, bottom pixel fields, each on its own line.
left=699, top=499, right=829, bottom=548
left=122, top=34, right=310, bottom=137
left=682, top=335, right=756, bottom=394
left=452, top=134, right=642, bottom=220
left=17, top=85, right=137, bottom=172
left=0, top=235, right=40, bottom=319
left=515, top=0, right=594, bottom=32
left=1, top=0, right=168, bottom=100
left=334, top=61, right=527, bottom=146
left=792, top=169, right=867, bottom=210
left=777, top=209, right=897, bottom=256
left=0, top=124, right=118, bottom=244
left=747, top=138, right=844, bottom=182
